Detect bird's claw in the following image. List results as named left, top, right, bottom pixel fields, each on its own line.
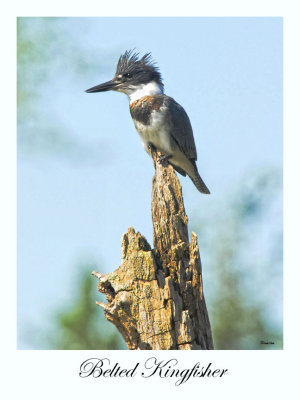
left=158, top=154, right=172, bottom=165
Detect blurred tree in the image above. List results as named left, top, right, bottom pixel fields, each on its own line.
left=191, top=168, right=283, bottom=349
left=17, top=17, right=117, bottom=158
left=50, top=266, right=126, bottom=350
left=17, top=18, right=127, bottom=350
left=17, top=17, right=283, bottom=351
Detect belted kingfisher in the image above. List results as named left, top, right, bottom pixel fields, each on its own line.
left=86, top=50, right=210, bottom=194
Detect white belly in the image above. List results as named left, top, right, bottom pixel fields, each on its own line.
left=133, top=110, right=173, bottom=155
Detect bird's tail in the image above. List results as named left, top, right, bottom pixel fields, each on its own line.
left=188, top=163, right=210, bottom=194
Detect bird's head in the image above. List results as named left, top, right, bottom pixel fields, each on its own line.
left=85, top=50, right=164, bottom=101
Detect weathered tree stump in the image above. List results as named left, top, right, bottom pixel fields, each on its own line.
left=92, top=149, right=213, bottom=350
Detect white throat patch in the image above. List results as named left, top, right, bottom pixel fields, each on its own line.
left=128, top=81, right=163, bottom=103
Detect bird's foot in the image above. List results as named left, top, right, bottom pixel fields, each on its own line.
left=158, top=153, right=172, bottom=165
left=147, top=143, right=171, bottom=167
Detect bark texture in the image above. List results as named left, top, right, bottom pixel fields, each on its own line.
left=92, top=149, right=213, bottom=350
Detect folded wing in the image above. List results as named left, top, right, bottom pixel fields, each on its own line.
left=164, top=97, right=197, bottom=161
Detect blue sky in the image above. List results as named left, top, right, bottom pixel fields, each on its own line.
left=18, top=17, right=282, bottom=348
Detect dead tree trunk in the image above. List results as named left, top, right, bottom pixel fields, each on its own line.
left=92, top=149, right=214, bottom=350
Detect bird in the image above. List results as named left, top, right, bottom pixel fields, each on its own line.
left=85, top=50, right=210, bottom=194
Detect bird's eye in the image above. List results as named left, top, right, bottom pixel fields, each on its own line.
left=124, top=73, right=132, bottom=79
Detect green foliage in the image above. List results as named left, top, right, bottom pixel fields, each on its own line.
left=17, top=18, right=282, bottom=350
left=17, top=17, right=116, bottom=157
left=50, top=266, right=126, bottom=350
left=17, top=17, right=104, bottom=114
left=192, top=168, right=283, bottom=350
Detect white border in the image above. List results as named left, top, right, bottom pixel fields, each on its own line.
left=1, top=1, right=299, bottom=398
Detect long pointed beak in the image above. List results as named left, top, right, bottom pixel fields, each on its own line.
left=85, top=80, right=119, bottom=93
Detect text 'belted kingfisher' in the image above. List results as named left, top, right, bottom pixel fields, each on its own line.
left=86, top=50, right=210, bottom=194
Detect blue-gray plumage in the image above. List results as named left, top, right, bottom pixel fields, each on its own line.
left=85, top=50, right=210, bottom=194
